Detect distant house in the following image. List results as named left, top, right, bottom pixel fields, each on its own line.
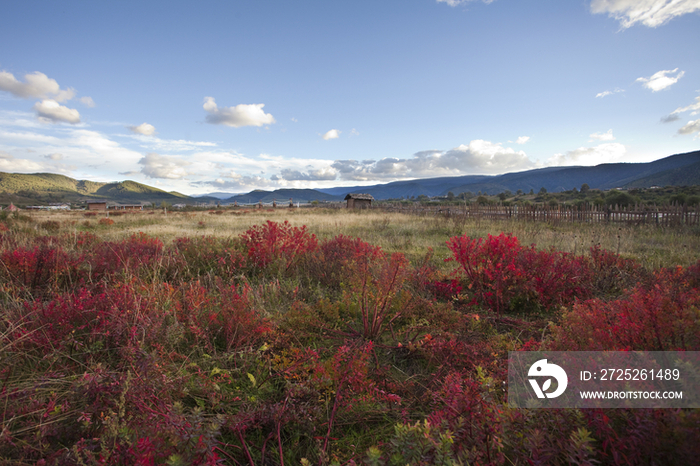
left=26, top=204, right=70, bottom=211
left=345, top=193, right=374, bottom=209
left=87, top=201, right=107, bottom=211
left=7, top=202, right=19, bottom=212
left=111, top=204, right=143, bottom=211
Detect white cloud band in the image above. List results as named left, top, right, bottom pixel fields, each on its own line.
left=636, top=68, right=684, bottom=92
left=322, top=129, right=340, bottom=140
left=33, top=99, right=81, bottom=124
left=0, top=71, right=76, bottom=102
left=203, top=97, right=276, bottom=128
left=591, top=0, right=700, bottom=28
left=128, top=122, right=156, bottom=136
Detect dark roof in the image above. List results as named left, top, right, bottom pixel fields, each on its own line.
left=344, top=193, right=374, bottom=200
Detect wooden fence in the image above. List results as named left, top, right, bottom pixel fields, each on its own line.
left=377, top=203, right=700, bottom=227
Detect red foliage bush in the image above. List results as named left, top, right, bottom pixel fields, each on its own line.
left=175, top=281, right=271, bottom=352
left=445, top=233, right=642, bottom=315
left=589, top=244, right=647, bottom=296
left=446, top=233, right=596, bottom=314
left=170, top=235, right=245, bottom=280
left=87, top=232, right=164, bottom=280
left=426, top=372, right=500, bottom=464
left=10, top=283, right=155, bottom=362
left=548, top=264, right=700, bottom=351
left=241, top=220, right=317, bottom=273
left=308, top=234, right=384, bottom=290
left=0, top=243, right=80, bottom=294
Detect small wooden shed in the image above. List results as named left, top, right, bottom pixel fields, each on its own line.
left=87, top=201, right=107, bottom=211
left=345, top=193, right=374, bottom=209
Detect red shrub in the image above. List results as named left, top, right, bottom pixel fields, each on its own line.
left=425, top=372, right=501, bottom=463
left=240, top=220, right=317, bottom=272
left=446, top=233, right=601, bottom=314
left=170, top=235, right=245, bottom=280
left=11, top=284, right=151, bottom=360
left=307, top=234, right=384, bottom=290
left=87, top=232, right=164, bottom=279
left=175, top=281, right=271, bottom=352
left=548, top=265, right=700, bottom=351
left=589, top=244, right=646, bottom=296
left=0, top=243, right=80, bottom=294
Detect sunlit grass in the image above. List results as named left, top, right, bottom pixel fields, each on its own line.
left=16, top=207, right=700, bottom=269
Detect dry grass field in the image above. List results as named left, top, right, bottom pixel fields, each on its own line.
left=19, top=206, right=700, bottom=269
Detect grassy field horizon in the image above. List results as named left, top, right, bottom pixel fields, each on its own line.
left=12, top=207, right=700, bottom=269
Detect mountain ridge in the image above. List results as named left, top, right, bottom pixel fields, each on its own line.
left=1, top=149, right=699, bottom=205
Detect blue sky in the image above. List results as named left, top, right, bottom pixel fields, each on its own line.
left=1, top=0, right=699, bottom=195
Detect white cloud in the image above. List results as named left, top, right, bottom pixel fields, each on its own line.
left=0, top=128, right=64, bottom=145
left=590, top=0, right=700, bottom=28
left=350, top=128, right=360, bottom=137
left=671, top=95, right=700, bottom=116
left=79, top=96, right=96, bottom=107
left=589, top=129, right=615, bottom=141
left=138, top=153, right=191, bottom=179
left=44, top=153, right=63, bottom=160
left=203, top=97, right=275, bottom=127
left=636, top=68, right=684, bottom=92
left=0, top=150, right=48, bottom=172
left=273, top=167, right=338, bottom=181
left=596, top=88, right=624, bottom=98
left=678, top=119, right=700, bottom=137
left=131, top=136, right=217, bottom=152
left=195, top=174, right=277, bottom=192
left=33, top=99, right=81, bottom=124
left=515, top=136, right=530, bottom=144
left=547, top=143, right=627, bottom=166
left=128, top=122, right=156, bottom=136
left=437, top=0, right=496, bottom=6
left=331, top=139, right=534, bottom=181
left=0, top=71, right=75, bottom=102
left=322, top=129, right=340, bottom=140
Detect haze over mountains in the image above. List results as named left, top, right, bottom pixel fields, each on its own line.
left=318, top=149, right=700, bottom=200
left=1, top=150, right=699, bottom=206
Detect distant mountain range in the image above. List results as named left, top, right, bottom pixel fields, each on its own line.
left=0, top=173, right=219, bottom=205
left=1, top=149, right=698, bottom=206
left=316, top=149, right=700, bottom=199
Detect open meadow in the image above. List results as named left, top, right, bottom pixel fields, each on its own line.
left=1, top=207, right=700, bottom=465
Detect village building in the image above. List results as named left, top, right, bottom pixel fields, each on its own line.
left=87, top=201, right=107, bottom=211
left=25, top=204, right=71, bottom=211
left=344, top=193, right=374, bottom=209
left=111, top=204, right=143, bottom=211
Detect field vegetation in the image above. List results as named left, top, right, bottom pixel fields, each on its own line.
left=1, top=207, right=699, bottom=465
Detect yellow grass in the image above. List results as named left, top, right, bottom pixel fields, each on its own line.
left=15, top=206, right=700, bottom=269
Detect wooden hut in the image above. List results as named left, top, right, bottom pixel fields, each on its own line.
left=87, top=201, right=107, bottom=211
left=345, top=193, right=374, bottom=209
